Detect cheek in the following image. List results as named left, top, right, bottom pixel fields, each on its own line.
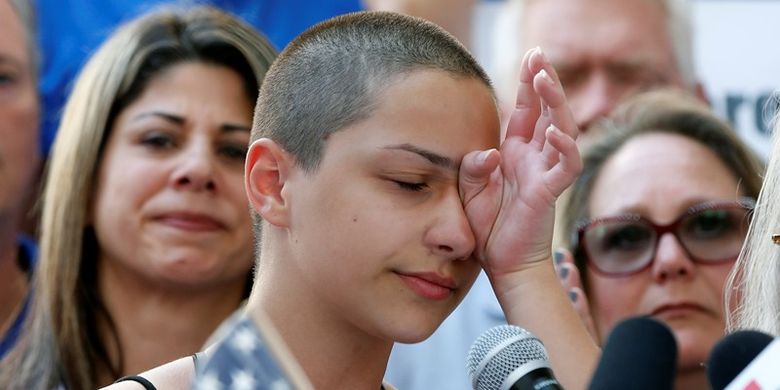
left=92, top=157, right=166, bottom=224
left=223, top=170, right=251, bottom=215
left=0, top=93, right=39, bottom=164
left=701, top=264, right=734, bottom=306
left=588, top=273, right=646, bottom=338
left=306, top=199, right=400, bottom=257
left=293, top=183, right=414, bottom=270
left=0, top=82, right=39, bottom=125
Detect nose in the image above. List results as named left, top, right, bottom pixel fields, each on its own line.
left=424, top=190, right=476, bottom=261
left=651, top=233, right=696, bottom=283
left=171, top=141, right=217, bottom=192
left=571, top=72, right=623, bottom=132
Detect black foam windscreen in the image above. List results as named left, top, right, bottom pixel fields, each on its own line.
left=706, top=330, right=774, bottom=390
left=588, top=316, right=677, bottom=390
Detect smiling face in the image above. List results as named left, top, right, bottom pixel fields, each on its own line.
left=0, top=0, right=39, bottom=236
left=586, top=132, right=741, bottom=369
left=257, top=69, right=499, bottom=343
left=92, top=62, right=254, bottom=290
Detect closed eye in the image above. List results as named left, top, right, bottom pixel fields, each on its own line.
left=392, top=180, right=427, bottom=192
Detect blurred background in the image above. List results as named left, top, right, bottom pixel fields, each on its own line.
left=36, top=0, right=780, bottom=158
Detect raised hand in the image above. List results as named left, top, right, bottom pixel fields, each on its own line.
left=460, top=47, right=581, bottom=278
left=459, top=48, right=599, bottom=389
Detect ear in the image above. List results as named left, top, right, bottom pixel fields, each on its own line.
left=245, top=138, right=294, bottom=228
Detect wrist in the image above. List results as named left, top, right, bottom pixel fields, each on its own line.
left=487, top=259, right=557, bottom=304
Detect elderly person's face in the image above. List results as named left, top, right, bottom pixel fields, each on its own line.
left=521, top=0, right=686, bottom=140
left=0, top=0, right=40, bottom=233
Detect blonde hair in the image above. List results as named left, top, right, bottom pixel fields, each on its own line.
left=0, top=6, right=276, bottom=389
left=727, top=106, right=780, bottom=335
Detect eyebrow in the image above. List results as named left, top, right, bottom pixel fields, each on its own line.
left=131, top=111, right=251, bottom=133
left=382, top=143, right=457, bottom=171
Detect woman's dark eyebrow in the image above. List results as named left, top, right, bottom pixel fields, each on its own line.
left=382, top=143, right=457, bottom=171
left=130, top=111, right=250, bottom=133
left=220, top=123, right=251, bottom=133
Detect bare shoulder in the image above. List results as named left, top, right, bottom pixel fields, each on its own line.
left=99, top=356, right=197, bottom=390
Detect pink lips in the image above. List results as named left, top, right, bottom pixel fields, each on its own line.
left=397, top=272, right=457, bottom=301
left=155, top=212, right=226, bottom=232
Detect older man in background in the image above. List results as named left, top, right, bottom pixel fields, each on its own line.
left=491, top=0, right=706, bottom=139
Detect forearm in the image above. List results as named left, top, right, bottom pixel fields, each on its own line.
left=491, top=261, right=600, bottom=390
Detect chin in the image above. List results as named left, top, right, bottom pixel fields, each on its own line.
left=158, top=259, right=244, bottom=287
left=672, top=329, right=719, bottom=370
left=158, top=262, right=217, bottom=282
left=393, top=328, right=436, bottom=344
left=388, top=312, right=446, bottom=344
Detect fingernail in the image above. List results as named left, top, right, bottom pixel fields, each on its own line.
left=559, top=267, right=569, bottom=280
left=568, top=290, right=577, bottom=303
left=553, top=250, right=564, bottom=265
left=539, top=69, right=555, bottom=86
left=478, top=149, right=492, bottom=162
left=537, top=47, right=549, bottom=64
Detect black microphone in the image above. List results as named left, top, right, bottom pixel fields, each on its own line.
left=588, top=316, right=677, bottom=390
left=466, top=324, right=563, bottom=390
left=706, top=330, right=774, bottom=390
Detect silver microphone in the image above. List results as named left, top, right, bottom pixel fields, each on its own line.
left=466, top=325, right=563, bottom=390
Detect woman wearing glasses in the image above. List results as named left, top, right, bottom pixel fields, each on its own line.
left=558, top=89, right=763, bottom=389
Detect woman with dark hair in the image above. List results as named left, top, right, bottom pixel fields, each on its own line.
left=0, top=6, right=276, bottom=389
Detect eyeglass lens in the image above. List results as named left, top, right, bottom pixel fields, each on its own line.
left=582, top=205, right=750, bottom=275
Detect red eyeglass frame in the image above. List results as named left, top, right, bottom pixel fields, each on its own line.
left=574, top=197, right=755, bottom=277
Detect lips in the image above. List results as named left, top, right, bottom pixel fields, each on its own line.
left=650, top=302, right=708, bottom=318
left=154, top=212, right=226, bottom=232
left=396, top=271, right=457, bottom=301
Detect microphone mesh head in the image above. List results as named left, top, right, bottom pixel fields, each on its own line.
left=466, top=325, right=550, bottom=390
